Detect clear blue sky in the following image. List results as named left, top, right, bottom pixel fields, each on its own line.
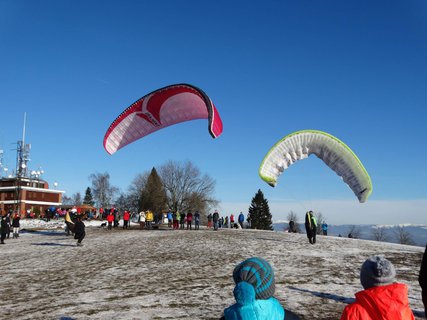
left=1, top=0, right=426, bottom=224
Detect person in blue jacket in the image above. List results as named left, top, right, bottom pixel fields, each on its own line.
left=222, top=257, right=285, bottom=320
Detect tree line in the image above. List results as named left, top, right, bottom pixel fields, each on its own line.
left=62, top=160, right=275, bottom=230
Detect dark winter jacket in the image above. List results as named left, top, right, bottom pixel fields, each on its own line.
left=305, top=213, right=316, bottom=234
left=213, top=212, right=219, bottom=222
left=1, top=218, right=9, bottom=233
left=74, top=220, right=86, bottom=239
left=12, top=216, right=20, bottom=228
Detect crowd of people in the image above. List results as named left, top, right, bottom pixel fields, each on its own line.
left=1, top=206, right=425, bottom=319
left=1, top=212, right=21, bottom=244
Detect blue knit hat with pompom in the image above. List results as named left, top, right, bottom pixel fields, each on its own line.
left=232, top=257, right=276, bottom=300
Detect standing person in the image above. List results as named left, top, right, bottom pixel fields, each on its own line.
left=305, top=211, right=317, bottom=244
left=288, top=220, right=296, bottom=233
left=145, top=210, right=154, bottom=229
left=5, top=213, right=11, bottom=239
left=420, top=244, right=427, bottom=317
left=340, top=255, right=415, bottom=320
left=123, top=210, right=130, bottom=229
left=207, top=213, right=213, bottom=228
left=180, top=212, right=186, bottom=229
left=1, top=216, right=9, bottom=244
left=167, top=211, right=173, bottom=228
left=106, top=212, right=114, bottom=230
left=238, top=212, right=245, bottom=229
left=230, top=214, right=235, bottom=228
left=173, top=211, right=180, bottom=230
left=219, top=216, right=224, bottom=229
left=113, top=208, right=119, bottom=228
left=322, top=222, right=328, bottom=236
left=224, top=216, right=229, bottom=228
left=65, top=210, right=75, bottom=236
left=172, top=211, right=178, bottom=230
left=213, top=210, right=220, bottom=231
left=194, top=211, right=200, bottom=230
left=186, top=211, right=193, bottom=230
left=139, top=211, right=146, bottom=229
left=74, top=216, right=86, bottom=246
left=12, top=212, right=20, bottom=239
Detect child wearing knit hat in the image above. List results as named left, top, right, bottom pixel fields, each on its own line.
left=222, top=257, right=285, bottom=320
left=340, top=255, right=414, bottom=320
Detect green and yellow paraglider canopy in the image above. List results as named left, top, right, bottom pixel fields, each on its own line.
left=259, top=130, right=372, bottom=203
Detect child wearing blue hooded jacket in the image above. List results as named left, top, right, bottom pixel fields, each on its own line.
left=222, top=257, right=285, bottom=320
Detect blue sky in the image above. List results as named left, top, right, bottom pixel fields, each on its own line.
left=1, top=0, right=426, bottom=224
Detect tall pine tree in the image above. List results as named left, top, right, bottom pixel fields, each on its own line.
left=248, top=189, right=273, bottom=230
left=140, top=167, right=167, bottom=214
left=83, top=187, right=95, bottom=206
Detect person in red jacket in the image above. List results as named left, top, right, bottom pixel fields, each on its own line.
left=106, top=212, right=114, bottom=230
left=123, top=210, right=130, bottom=229
left=340, top=255, right=414, bottom=320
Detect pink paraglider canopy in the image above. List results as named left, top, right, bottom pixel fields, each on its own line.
left=103, top=84, right=223, bottom=154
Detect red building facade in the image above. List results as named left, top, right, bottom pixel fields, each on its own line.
left=0, top=177, right=63, bottom=215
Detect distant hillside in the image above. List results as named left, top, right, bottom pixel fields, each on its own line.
left=274, top=222, right=427, bottom=247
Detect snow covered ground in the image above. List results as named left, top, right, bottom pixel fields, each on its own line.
left=0, top=219, right=425, bottom=320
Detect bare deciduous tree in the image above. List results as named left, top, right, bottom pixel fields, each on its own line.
left=394, top=226, right=415, bottom=245
left=71, top=192, right=82, bottom=206
left=62, top=194, right=72, bottom=205
left=126, top=172, right=149, bottom=213
left=89, top=172, right=119, bottom=208
left=315, top=211, right=326, bottom=235
left=372, top=226, right=389, bottom=242
left=159, top=160, right=218, bottom=216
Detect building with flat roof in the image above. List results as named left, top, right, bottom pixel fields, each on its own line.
left=0, top=177, right=64, bottom=215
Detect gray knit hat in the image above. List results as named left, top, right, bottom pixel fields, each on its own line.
left=360, top=255, right=396, bottom=289
left=232, top=257, right=275, bottom=300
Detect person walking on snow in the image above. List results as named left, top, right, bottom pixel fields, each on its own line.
left=238, top=212, right=245, bottom=229
left=213, top=210, right=219, bottom=231
left=322, top=222, right=328, bottom=236
left=194, top=211, right=200, bottom=230
left=340, top=255, right=414, bottom=320
left=179, top=212, right=186, bottom=229
left=305, top=211, right=317, bottom=244
left=230, top=214, right=235, bottom=228
left=12, top=213, right=20, bottom=238
left=106, top=212, right=114, bottom=230
left=207, top=213, right=213, bottom=228
left=186, top=211, right=193, bottom=230
left=123, top=210, right=130, bottom=229
left=1, top=216, right=9, bottom=244
left=74, top=216, right=86, bottom=246
left=65, top=210, right=75, bottom=236
left=145, top=210, right=154, bottom=229
left=173, top=211, right=179, bottom=230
